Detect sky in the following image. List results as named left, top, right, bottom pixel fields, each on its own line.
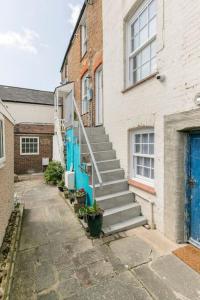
left=0, top=0, right=83, bottom=91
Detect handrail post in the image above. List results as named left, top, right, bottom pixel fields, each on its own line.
left=92, top=161, right=95, bottom=203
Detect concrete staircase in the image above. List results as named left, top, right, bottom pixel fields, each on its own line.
left=81, top=127, right=147, bottom=236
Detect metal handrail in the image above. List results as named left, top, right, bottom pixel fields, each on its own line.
left=72, top=95, right=103, bottom=188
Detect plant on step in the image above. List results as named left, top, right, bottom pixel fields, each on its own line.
left=44, top=161, right=64, bottom=185
left=64, top=189, right=69, bottom=199
left=57, top=180, right=65, bottom=192
left=84, top=200, right=104, bottom=238
left=75, top=188, right=86, bottom=206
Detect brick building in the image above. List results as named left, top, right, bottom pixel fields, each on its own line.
left=0, top=85, right=55, bottom=174
left=60, top=0, right=103, bottom=127
left=0, top=100, right=14, bottom=246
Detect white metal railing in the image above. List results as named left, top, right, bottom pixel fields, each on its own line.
left=69, top=92, right=103, bottom=201
left=54, top=117, right=65, bottom=166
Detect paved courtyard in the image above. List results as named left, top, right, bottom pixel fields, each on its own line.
left=11, top=176, right=200, bottom=300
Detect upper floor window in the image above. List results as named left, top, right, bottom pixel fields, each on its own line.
left=0, top=115, right=5, bottom=165
left=127, top=0, right=157, bottom=87
left=20, top=137, right=39, bottom=155
left=131, top=129, right=155, bottom=184
left=81, top=22, right=87, bottom=57
left=81, top=73, right=90, bottom=114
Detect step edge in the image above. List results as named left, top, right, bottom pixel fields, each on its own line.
left=103, top=203, right=141, bottom=217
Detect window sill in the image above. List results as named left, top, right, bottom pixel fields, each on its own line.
left=122, top=72, right=158, bottom=94
left=128, top=179, right=156, bottom=195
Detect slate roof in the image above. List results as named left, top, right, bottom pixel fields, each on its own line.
left=0, top=85, right=54, bottom=106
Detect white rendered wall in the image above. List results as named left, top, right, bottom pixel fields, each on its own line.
left=102, top=0, right=200, bottom=232
left=3, top=102, right=55, bottom=124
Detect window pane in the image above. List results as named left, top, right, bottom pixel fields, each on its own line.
left=135, top=134, right=141, bottom=143
left=142, top=143, right=148, bottom=154
left=139, top=8, right=148, bottom=29
left=149, top=17, right=156, bottom=38
left=149, top=144, right=154, bottom=154
left=144, top=167, right=150, bottom=178
left=135, top=144, right=140, bottom=153
left=132, top=20, right=139, bottom=37
left=149, top=133, right=154, bottom=143
left=33, top=144, right=38, bottom=153
left=150, top=41, right=156, bottom=58
left=141, top=45, right=150, bottom=65
left=142, top=134, right=148, bottom=143
left=137, top=166, right=143, bottom=176
left=137, top=157, right=143, bottom=166
left=144, top=158, right=151, bottom=167
left=133, top=69, right=140, bottom=84
left=140, top=25, right=148, bottom=45
left=151, top=168, right=154, bottom=179
left=149, top=0, right=156, bottom=20
left=132, top=34, right=139, bottom=51
left=141, top=62, right=150, bottom=79
left=151, top=158, right=154, bottom=168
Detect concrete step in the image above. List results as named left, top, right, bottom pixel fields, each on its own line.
left=95, top=169, right=125, bottom=183
left=82, top=150, right=116, bottom=162
left=103, top=203, right=141, bottom=227
left=96, top=191, right=135, bottom=210
left=102, top=216, right=147, bottom=236
left=83, top=134, right=110, bottom=144
left=82, top=142, right=112, bottom=153
left=85, top=127, right=105, bottom=136
left=93, top=179, right=129, bottom=197
left=97, top=159, right=121, bottom=171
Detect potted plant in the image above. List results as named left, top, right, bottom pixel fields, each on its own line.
left=57, top=180, right=65, bottom=192
left=75, top=188, right=86, bottom=206
left=84, top=200, right=104, bottom=238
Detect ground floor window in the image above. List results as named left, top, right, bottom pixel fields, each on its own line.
left=0, top=115, right=5, bottom=164
left=131, top=129, right=154, bottom=184
left=20, top=137, right=39, bottom=155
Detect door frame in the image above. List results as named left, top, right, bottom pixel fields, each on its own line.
left=186, top=132, right=200, bottom=248
left=95, top=65, right=103, bottom=126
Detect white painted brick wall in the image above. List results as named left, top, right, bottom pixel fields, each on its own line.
left=102, top=0, right=200, bottom=232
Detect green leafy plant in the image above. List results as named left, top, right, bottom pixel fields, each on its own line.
left=57, top=179, right=65, bottom=191
left=82, top=200, right=103, bottom=216
left=44, top=161, right=64, bottom=185
left=75, top=188, right=86, bottom=198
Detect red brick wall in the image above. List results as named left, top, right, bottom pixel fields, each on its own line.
left=14, top=124, right=53, bottom=174
left=61, top=0, right=103, bottom=126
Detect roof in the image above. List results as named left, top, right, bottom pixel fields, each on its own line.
left=0, top=85, right=54, bottom=106
left=60, top=2, right=86, bottom=72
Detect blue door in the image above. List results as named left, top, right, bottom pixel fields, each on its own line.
left=188, top=134, right=200, bottom=248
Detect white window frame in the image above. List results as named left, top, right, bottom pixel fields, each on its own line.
left=126, top=0, right=157, bottom=87
left=130, top=128, right=155, bottom=185
left=81, top=73, right=89, bottom=114
left=20, top=136, right=39, bottom=156
left=0, top=114, right=6, bottom=167
left=81, top=22, right=87, bottom=57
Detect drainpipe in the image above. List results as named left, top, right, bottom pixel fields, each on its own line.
left=150, top=201, right=156, bottom=230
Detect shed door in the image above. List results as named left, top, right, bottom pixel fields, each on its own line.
left=189, top=134, right=200, bottom=248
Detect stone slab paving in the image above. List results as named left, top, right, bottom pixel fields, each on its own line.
left=110, top=233, right=200, bottom=300
left=11, top=178, right=152, bottom=300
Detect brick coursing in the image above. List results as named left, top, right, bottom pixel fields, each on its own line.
left=61, top=0, right=103, bottom=127
left=14, top=123, right=53, bottom=174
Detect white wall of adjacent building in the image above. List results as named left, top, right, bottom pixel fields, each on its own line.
left=102, top=0, right=200, bottom=234
left=3, top=102, right=56, bottom=124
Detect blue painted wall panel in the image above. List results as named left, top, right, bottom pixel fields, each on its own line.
left=66, top=128, right=93, bottom=206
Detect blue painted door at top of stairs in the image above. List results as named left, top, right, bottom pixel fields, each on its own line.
left=189, top=134, right=200, bottom=248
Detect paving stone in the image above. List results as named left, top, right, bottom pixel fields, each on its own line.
left=35, top=263, right=56, bottom=292
left=75, top=266, right=93, bottom=287
left=37, top=291, right=59, bottom=300
left=109, top=236, right=156, bottom=268
left=57, top=277, right=81, bottom=299
left=58, top=267, right=75, bottom=282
